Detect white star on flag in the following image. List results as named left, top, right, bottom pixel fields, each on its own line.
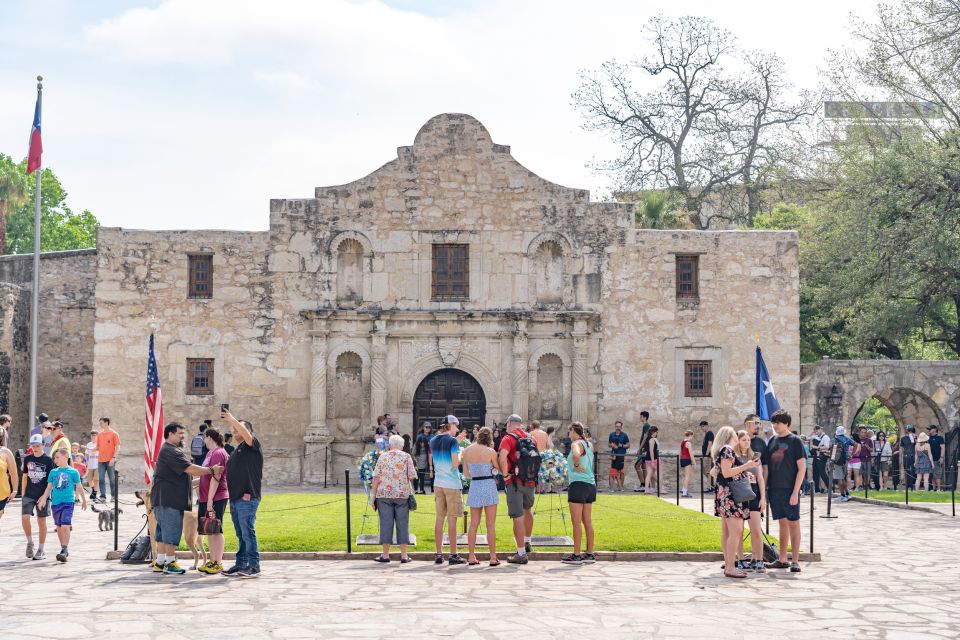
left=763, top=379, right=777, bottom=398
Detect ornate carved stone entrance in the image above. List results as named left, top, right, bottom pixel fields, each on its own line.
left=413, top=368, right=486, bottom=432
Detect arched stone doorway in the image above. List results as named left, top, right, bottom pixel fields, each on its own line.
left=852, top=387, right=949, bottom=434
left=412, top=368, right=486, bottom=433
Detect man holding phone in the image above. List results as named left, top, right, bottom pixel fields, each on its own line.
left=221, top=406, right=264, bottom=578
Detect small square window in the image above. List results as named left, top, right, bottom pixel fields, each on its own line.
left=431, top=244, right=469, bottom=300
left=684, top=360, right=712, bottom=397
left=186, top=358, right=214, bottom=395
left=188, top=255, right=213, bottom=299
left=676, top=255, right=699, bottom=300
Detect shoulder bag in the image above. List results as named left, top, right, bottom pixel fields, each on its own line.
left=200, top=510, right=222, bottom=535
left=407, top=481, right=417, bottom=511
left=729, top=475, right=757, bottom=503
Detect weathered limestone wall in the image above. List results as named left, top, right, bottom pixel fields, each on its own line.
left=0, top=250, right=97, bottom=449
left=597, top=230, right=801, bottom=448
left=90, top=229, right=311, bottom=486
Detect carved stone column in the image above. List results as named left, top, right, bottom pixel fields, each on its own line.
left=512, top=321, right=529, bottom=419
left=572, top=322, right=589, bottom=423
left=304, top=326, right=331, bottom=485
left=370, top=320, right=387, bottom=421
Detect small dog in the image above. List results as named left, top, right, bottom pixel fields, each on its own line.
left=135, top=488, right=206, bottom=569
left=90, top=503, right=122, bottom=531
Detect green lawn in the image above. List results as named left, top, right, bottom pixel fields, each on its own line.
left=204, top=492, right=721, bottom=552
left=850, top=489, right=956, bottom=504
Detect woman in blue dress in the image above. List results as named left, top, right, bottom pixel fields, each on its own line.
left=462, top=426, right=501, bottom=566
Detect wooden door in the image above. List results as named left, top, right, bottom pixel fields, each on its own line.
left=412, top=368, right=486, bottom=433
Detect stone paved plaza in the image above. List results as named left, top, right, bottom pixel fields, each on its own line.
left=1, top=494, right=958, bottom=639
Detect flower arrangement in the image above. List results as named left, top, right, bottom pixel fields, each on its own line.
left=538, top=449, right=568, bottom=487
left=357, top=450, right=380, bottom=486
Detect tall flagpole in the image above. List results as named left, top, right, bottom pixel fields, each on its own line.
left=28, top=75, right=43, bottom=431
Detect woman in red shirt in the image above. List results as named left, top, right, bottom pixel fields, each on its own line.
left=679, top=430, right=694, bottom=498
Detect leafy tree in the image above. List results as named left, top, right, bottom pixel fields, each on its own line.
left=0, top=154, right=99, bottom=254
left=574, top=15, right=817, bottom=229
left=852, top=397, right=897, bottom=435
left=0, top=154, right=29, bottom=255
left=633, top=191, right=689, bottom=229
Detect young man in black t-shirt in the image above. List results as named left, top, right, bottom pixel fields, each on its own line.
left=762, top=410, right=806, bottom=573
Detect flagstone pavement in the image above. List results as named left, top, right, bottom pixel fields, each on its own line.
left=0, top=492, right=957, bottom=640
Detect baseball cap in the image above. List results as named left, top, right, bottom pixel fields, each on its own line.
left=506, top=414, right=523, bottom=424
left=444, top=415, right=460, bottom=426
left=37, top=413, right=49, bottom=423
left=835, top=426, right=845, bottom=436
left=421, top=421, right=432, bottom=428
left=29, top=433, right=43, bottom=445
left=906, top=424, right=916, bottom=432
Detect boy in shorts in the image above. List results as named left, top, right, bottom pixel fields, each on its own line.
left=37, top=448, right=87, bottom=562
left=21, top=434, right=53, bottom=560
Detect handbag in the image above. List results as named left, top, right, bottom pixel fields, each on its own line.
left=729, top=476, right=757, bottom=503
left=407, top=482, right=417, bottom=511
left=200, top=510, right=222, bottom=535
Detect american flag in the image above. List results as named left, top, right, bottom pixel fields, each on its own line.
left=144, top=333, right=164, bottom=484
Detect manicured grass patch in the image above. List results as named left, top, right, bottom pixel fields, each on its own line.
left=850, top=489, right=956, bottom=504
left=206, top=492, right=721, bottom=553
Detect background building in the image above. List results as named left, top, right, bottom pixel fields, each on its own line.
left=0, top=114, right=799, bottom=485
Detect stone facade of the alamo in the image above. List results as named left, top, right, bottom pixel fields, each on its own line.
left=0, top=114, right=799, bottom=486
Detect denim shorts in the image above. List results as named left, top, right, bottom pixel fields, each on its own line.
left=52, top=502, right=75, bottom=527
left=768, top=488, right=800, bottom=522
left=153, top=505, right=184, bottom=545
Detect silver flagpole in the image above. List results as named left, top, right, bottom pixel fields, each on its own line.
left=28, top=75, right=43, bottom=431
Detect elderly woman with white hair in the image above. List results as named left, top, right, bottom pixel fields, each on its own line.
left=370, top=433, right=418, bottom=563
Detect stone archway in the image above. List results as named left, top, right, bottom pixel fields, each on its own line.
left=412, top=368, right=486, bottom=434
left=800, top=360, right=960, bottom=432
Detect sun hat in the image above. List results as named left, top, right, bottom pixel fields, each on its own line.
left=917, top=432, right=929, bottom=443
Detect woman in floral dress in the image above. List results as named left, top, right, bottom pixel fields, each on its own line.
left=711, top=426, right=759, bottom=579
left=370, top=435, right=418, bottom=563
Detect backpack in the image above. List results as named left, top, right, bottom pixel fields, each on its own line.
left=190, top=434, right=205, bottom=458
left=831, top=440, right=848, bottom=466
left=507, top=432, right=542, bottom=484
left=120, top=535, right=153, bottom=564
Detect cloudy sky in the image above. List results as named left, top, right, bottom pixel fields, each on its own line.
left=0, top=0, right=879, bottom=231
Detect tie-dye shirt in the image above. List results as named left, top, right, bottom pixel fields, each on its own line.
left=429, top=434, right=462, bottom=490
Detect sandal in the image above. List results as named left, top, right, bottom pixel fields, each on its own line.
left=488, top=560, right=501, bottom=567
left=468, top=559, right=481, bottom=566
left=724, top=570, right=747, bottom=578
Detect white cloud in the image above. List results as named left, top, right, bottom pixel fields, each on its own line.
left=0, top=0, right=880, bottom=231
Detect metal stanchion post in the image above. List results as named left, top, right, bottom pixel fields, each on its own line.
left=345, top=470, right=352, bottom=554
left=656, top=455, right=661, bottom=497
left=699, top=456, right=704, bottom=513
left=821, top=461, right=838, bottom=519
left=324, top=448, right=329, bottom=489
left=765, top=501, right=770, bottom=535
left=809, top=481, right=814, bottom=553
left=675, top=454, right=680, bottom=505
left=113, top=468, right=120, bottom=552
left=905, top=476, right=910, bottom=505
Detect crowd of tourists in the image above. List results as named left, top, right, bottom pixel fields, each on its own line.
left=0, top=410, right=263, bottom=578
left=370, top=414, right=597, bottom=566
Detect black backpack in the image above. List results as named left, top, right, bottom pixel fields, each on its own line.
left=508, top=432, right=542, bottom=484
left=120, top=535, right=153, bottom=564
left=831, top=440, right=848, bottom=466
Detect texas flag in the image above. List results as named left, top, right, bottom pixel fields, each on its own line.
left=755, top=346, right=782, bottom=420
left=27, top=89, right=42, bottom=174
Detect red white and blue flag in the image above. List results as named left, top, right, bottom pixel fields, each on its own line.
left=27, top=88, right=42, bottom=174
left=144, top=333, right=164, bottom=484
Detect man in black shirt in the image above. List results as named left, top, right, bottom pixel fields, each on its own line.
left=927, top=425, right=945, bottom=491
left=699, top=420, right=714, bottom=492
left=222, top=410, right=264, bottom=578
left=762, top=410, right=806, bottom=573
left=20, top=434, right=53, bottom=560
left=744, top=414, right=765, bottom=455
left=151, top=422, right=223, bottom=574
left=900, top=425, right=918, bottom=487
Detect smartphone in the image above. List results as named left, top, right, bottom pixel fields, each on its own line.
left=220, top=403, right=229, bottom=413
left=753, top=452, right=762, bottom=461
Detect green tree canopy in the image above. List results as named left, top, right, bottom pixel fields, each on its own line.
left=0, top=153, right=99, bottom=254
